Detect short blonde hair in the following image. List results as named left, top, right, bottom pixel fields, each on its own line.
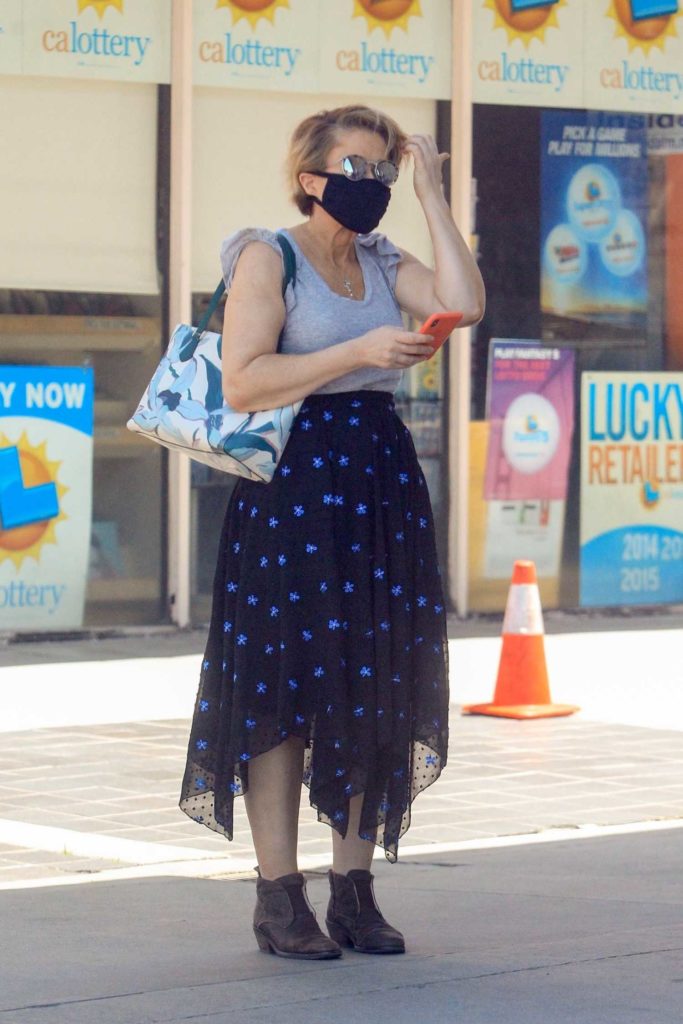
left=287, top=105, right=407, bottom=216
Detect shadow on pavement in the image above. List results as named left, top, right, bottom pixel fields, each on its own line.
left=2, top=829, right=682, bottom=1024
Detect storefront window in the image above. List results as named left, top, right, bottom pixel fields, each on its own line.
left=395, top=348, right=448, bottom=570
left=470, top=102, right=683, bottom=612
left=0, top=289, right=164, bottom=627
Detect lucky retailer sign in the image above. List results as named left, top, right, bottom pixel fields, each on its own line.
left=580, top=371, right=683, bottom=606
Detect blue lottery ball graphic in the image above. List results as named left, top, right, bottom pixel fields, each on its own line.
left=543, top=223, right=587, bottom=285
left=599, top=209, right=645, bottom=278
left=566, top=164, right=622, bottom=242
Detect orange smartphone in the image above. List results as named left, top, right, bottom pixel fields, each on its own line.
left=419, top=311, right=463, bottom=353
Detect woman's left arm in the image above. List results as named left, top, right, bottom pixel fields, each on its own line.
left=394, top=133, right=486, bottom=326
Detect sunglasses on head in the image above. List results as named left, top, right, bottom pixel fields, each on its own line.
left=331, top=154, right=400, bottom=187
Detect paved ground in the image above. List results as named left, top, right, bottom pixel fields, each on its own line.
left=1, top=707, right=682, bottom=885
left=1, top=614, right=683, bottom=884
left=1, top=618, right=683, bottom=1021
left=2, top=829, right=682, bottom=1023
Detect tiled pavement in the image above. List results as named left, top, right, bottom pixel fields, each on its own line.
left=1, top=707, right=682, bottom=885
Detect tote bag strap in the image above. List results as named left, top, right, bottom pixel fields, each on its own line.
left=275, top=232, right=296, bottom=296
left=182, top=233, right=296, bottom=360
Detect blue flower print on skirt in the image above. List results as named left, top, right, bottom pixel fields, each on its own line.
left=179, top=391, right=448, bottom=862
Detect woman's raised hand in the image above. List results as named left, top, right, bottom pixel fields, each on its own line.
left=403, top=134, right=449, bottom=204
left=356, top=325, right=434, bottom=370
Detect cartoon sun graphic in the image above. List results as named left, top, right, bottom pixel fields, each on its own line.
left=77, top=0, right=124, bottom=16
left=353, top=0, right=423, bottom=38
left=484, top=0, right=567, bottom=47
left=215, top=0, right=290, bottom=30
left=607, top=0, right=681, bottom=54
left=0, top=433, right=68, bottom=570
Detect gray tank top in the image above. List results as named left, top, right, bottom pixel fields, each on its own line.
left=220, top=227, right=405, bottom=395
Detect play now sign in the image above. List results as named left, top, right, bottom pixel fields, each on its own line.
left=0, top=366, right=94, bottom=629
left=0, top=379, right=87, bottom=410
left=0, top=374, right=91, bottom=435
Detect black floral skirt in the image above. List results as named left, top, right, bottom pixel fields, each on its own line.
left=179, top=390, right=449, bottom=861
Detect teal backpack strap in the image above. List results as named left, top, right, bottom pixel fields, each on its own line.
left=181, top=233, right=296, bottom=361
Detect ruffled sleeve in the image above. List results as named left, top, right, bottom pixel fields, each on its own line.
left=219, top=227, right=297, bottom=311
left=356, top=232, right=403, bottom=290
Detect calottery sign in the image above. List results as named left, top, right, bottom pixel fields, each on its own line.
left=473, top=0, right=585, bottom=108
left=5, top=0, right=683, bottom=107
left=580, top=372, right=683, bottom=607
left=318, top=0, right=451, bottom=97
left=585, top=0, right=683, bottom=113
left=474, top=0, right=683, bottom=114
left=2, top=0, right=170, bottom=82
left=193, top=0, right=319, bottom=91
left=193, top=0, right=452, bottom=98
left=3, top=0, right=450, bottom=95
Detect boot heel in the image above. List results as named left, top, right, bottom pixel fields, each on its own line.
left=326, top=919, right=352, bottom=947
left=253, top=927, right=271, bottom=953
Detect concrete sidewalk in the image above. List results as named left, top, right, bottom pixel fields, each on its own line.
left=2, top=707, right=683, bottom=885
left=1, top=618, right=683, bottom=885
left=1, top=620, right=682, bottom=1021
left=2, top=616, right=683, bottom=732
left=2, top=828, right=682, bottom=1023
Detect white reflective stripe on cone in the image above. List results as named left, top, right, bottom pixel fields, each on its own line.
left=502, top=584, right=545, bottom=636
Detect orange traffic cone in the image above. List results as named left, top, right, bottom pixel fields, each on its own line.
left=463, top=560, right=579, bottom=720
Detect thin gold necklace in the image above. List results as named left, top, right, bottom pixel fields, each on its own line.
left=300, top=229, right=357, bottom=298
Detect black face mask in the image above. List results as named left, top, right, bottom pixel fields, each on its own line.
left=311, top=173, right=391, bottom=235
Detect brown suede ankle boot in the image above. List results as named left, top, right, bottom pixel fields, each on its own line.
left=253, top=871, right=342, bottom=959
left=326, top=869, right=405, bottom=954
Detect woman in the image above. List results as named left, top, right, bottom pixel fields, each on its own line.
left=180, top=105, right=485, bottom=960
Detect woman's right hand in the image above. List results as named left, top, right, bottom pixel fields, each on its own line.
left=355, top=326, right=435, bottom=370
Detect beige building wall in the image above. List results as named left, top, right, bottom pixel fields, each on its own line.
left=0, top=76, right=159, bottom=296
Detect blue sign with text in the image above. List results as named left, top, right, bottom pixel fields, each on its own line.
left=541, top=110, right=649, bottom=327
left=580, top=373, right=683, bottom=607
left=0, top=366, right=94, bottom=629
